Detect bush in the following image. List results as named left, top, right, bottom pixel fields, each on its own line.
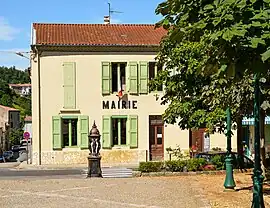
left=138, top=161, right=163, bottom=172
left=211, top=155, right=225, bottom=170
left=165, top=160, right=186, bottom=172
left=186, top=158, right=207, bottom=171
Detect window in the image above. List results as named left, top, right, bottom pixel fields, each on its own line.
left=112, top=63, right=126, bottom=93
left=149, top=62, right=163, bottom=91
left=112, top=117, right=127, bottom=146
left=62, top=118, right=78, bottom=147
left=102, top=115, right=138, bottom=148
left=102, top=61, right=163, bottom=95
left=52, top=115, right=89, bottom=150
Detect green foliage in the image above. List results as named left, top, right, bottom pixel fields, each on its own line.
left=186, top=158, right=207, bottom=171
left=138, top=161, right=164, bottom=172
left=139, top=158, right=207, bottom=172
left=151, top=0, right=270, bottom=132
left=211, top=155, right=225, bottom=170
left=0, top=66, right=31, bottom=119
left=170, top=145, right=184, bottom=159
left=9, top=128, right=24, bottom=146
left=165, top=160, right=186, bottom=172
left=0, top=66, right=30, bottom=84
left=12, top=96, right=32, bottom=119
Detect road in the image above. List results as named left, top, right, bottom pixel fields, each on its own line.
left=0, top=176, right=211, bottom=208
left=0, top=168, right=84, bottom=179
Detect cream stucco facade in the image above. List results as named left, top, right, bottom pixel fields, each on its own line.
left=31, top=50, right=238, bottom=166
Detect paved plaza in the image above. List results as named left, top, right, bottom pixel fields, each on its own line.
left=0, top=175, right=211, bottom=208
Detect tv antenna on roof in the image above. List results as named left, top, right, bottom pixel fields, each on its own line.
left=104, top=2, right=123, bottom=24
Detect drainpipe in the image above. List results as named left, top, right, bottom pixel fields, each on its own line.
left=37, top=50, right=41, bottom=165
left=32, top=46, right=42, bottom=165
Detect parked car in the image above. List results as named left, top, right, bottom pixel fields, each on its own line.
left=195, top=151, right=254, bottom=169
left=11, top=145, right=21, bottom=152
left=0, top=151, right=14, bottom=163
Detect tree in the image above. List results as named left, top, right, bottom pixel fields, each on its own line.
left=9, top=128, right=23, bottom=146
left=0, top=66, right=32, bottom=118
left=0, top=66, right=30, bottom=84
left=153, top=0, right=270, bottom=173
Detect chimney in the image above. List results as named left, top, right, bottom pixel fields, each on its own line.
left=104, top=16, right=110, bottom=24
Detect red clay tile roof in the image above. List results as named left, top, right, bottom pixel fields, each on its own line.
left=9, top=84, right=31, bottom=87
left=24, top=116, right=32, bottom=122
left=0, top=105, right=19, bottom=111
left=33, top=23, right=167, bottom=46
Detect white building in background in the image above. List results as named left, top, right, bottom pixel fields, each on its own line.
left=9, top=84, right=31, bottom=96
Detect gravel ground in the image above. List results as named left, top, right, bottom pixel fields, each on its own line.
left=191, top=172, right=270, bottom=208
left=0, top=175, right=211, bottom=208
left=2, top=172, right=267, bottom=208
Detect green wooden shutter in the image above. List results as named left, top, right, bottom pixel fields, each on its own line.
left=128, top=62, right=138, bottom=94
left=102, top=62, right=111, bottom=95
left=139, top=61, right=148, bottom=94
left=52, top=116, right=62, bottom=150
left=78, top=115, right=89, bottom=149
left=102, top=116, right=112, bottom=148
left=63, top=62, right=76, bottom=109
left=128, top=115, right=138, bottom=148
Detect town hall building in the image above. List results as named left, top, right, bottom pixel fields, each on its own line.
left=30, top=22, right=236, bottom=165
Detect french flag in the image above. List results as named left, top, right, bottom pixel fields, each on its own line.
left=117, top=79, right=123, bottom=99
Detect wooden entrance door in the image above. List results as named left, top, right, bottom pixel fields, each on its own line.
left=149, top=116, right=164, bottom=161
left=190, top=128, right=205, bottom=152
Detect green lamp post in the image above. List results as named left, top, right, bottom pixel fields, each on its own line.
left=251, top=73, right=265, bottom=208
left=224, top=107, right=236, bottom=190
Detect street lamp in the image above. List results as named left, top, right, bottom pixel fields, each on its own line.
left=224, top=107, right=236, bottom=190
left=0, top=50, right=30, bottom=60
left=251, top=73, right=265, bottom=207
left=0, top=50, right=31, bottom=76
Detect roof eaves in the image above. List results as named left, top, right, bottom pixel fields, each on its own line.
left=32, top=43, right=160, bottom=47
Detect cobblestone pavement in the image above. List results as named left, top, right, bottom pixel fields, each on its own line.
left=0, top=175, right=211, bottom=208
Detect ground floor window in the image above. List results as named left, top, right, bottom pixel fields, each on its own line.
left=62, top=118, right=78, bottom=147
left=112, top=117, right=127, bottom=146
left=52, top=115, right=89, bottom=150
left=102, top=115, right=138, bottom=148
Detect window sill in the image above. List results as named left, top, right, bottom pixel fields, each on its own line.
left=112, top=145, right=130, bottom=150
left=62, top=146, right=80, bottom=151
left=60, top=109, right=80, bottom=113
left=149, top=91, right=163, bottom=94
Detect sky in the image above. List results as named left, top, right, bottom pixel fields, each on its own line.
left=0, top=0, right=163, bottom=70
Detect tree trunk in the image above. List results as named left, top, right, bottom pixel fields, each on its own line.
left=260, top=110, right=266, bottom=180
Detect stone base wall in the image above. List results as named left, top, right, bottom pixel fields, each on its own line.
left=32, top=149, right=147, bottom=165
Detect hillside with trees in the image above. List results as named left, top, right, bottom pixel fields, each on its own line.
left=0, top=66, right=31, bottom=118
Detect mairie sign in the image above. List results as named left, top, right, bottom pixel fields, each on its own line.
left=102, top=100, right=138, bottom=109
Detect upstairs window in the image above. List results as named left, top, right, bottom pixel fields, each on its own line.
left=101, top=61, right=163, bottom=95
left=112, top=63, right=126, bottom=93
left=149, top=62, right=163, bottom=92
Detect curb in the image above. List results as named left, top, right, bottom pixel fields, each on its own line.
left=132, top=169, right=253, bottom=177
left=0, top=161, right=21, bottom=168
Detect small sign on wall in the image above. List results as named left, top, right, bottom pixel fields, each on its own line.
left=203, top=132, right=210, bottom=152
